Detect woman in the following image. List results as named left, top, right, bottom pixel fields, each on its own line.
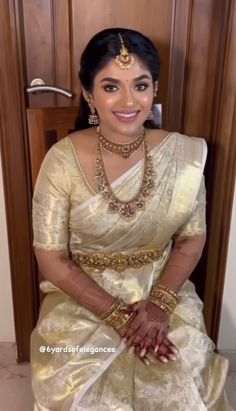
left=31, top=28, right=233, bottom=410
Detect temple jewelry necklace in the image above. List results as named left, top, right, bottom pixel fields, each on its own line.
left=97, top=126, right=145, bottom=159
left=95, top=131, right=155, bottom=218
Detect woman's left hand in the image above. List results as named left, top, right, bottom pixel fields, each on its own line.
left=122, top=300, right=170, bottom=354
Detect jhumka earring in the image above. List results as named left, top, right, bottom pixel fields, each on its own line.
left=115, top=33, right=135, bottom=70
left=83, top=90, right=99, bottom=125
left=147, top=109, right=154, bottom=120
left=148, top=82, right=158, bottom=120
left=88, top=105, right=99, bottom=125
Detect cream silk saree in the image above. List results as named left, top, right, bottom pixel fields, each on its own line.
left=31, top=132, right=233, bottom=411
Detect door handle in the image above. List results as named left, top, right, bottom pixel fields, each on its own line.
left=26, top=78, right=74, bottom=98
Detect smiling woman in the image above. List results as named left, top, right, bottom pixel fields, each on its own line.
left=30, top=28, right=234, bottom=411
left=90, top=62, right=155, bottom=137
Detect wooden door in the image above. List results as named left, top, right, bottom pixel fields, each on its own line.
left=0, top=0, right=235, bottom=361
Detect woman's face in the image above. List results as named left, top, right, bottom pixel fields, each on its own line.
left=88, top=56, right=156, bottom=138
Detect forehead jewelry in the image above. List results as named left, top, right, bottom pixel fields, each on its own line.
left=115, top=33, right=135, bottom=70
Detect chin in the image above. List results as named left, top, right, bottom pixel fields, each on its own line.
left=112, top=120, right=146, bottom=136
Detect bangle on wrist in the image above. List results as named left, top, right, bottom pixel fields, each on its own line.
left=153, top=283, right=179, bottom=299
left=149, top=283, right=179, bottom=314
left=149, top=296, right=173, bottom=314
left=100, top=298, right=136, bottom=332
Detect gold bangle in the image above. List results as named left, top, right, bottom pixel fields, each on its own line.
left=102, top=299, right=136, bottom=331
left=153, top=283, right=178, bottom=299
left=150, top=297, right=175, bottom=314
left=118, top=311, right=136, bottom=331
left=150, top=289, right=177, bottom=309
left=151, top=284, right=179, bottom=306
left=100, top=298, right=121, bottom=320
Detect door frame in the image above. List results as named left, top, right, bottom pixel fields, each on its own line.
left=0, top=0, right=235, bottom=361
left=0, top=0, right=38, bottom=361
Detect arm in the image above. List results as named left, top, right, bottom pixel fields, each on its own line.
left=156, top=233, right=206, bottom=293
left=123, top=176, right=207, bottom=359
left=33, top=144, right=116, bottom=319
left=122, top=234, right=205, bottom=356
left=35, top=248, right=116, bottom=317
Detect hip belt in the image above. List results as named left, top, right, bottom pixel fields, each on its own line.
left=71, top=246, right=166, bottom=273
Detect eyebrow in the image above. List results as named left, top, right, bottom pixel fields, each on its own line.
left=100, top=74, right=152, bottom=83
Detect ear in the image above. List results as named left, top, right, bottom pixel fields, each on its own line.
left=154, top=81, right=158, bottom=95
left=82, top=87, right=89, bottom=102
left=82, top=87, right=93, bottom=104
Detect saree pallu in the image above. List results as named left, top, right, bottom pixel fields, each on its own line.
left=31, top=132, right=234, bottom=411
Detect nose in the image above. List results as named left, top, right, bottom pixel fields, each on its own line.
left=121, top=88, right=136, bottom=107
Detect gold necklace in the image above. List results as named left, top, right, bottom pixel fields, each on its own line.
left=98, top=126, right=145, bottom=159
left=95, top=137, right=155, bottom=218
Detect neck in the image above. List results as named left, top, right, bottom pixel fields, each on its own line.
left=98, top=124, right=144, bottom=143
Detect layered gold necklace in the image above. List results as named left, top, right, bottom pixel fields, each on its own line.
left=98, top=126, right=145, bottom=159
left=95, top=128, right=155, bottom=218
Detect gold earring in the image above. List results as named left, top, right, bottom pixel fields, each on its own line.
left=154, top=81, right=158, bottom=97
left=147, top=109, right=154, bottom=120
left=83, top=91, right=99, bottom=125
left=88, top=106, right=99, bottom=125
left=88, top=104, right=99, bottom=125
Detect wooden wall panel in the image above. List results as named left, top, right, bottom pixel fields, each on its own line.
left=203, top=0, right=236, bottom=341
left=176, top=0, right=236, bottom=340
left=167, top=0, right=192, bottom=131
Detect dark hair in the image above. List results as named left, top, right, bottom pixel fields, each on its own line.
left=75, top=28, right=161, bottom=130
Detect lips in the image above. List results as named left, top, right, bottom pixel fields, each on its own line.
left=113, top=110, right=140, bottom=122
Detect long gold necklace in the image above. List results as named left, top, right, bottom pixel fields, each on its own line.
left=98, top=126, right=145, bottom=159
left=95, top=131, right=155, bottom=218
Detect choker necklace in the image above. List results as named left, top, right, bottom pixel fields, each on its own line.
left=97, top=126, right=145, bottom=159
left=95, top=133, right=155, bottom=218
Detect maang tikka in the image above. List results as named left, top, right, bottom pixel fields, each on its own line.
left=115, top=33, right=135, bottom=70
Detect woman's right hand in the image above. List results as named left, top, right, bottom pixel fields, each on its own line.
left=119, top=322, right=178, bottom=365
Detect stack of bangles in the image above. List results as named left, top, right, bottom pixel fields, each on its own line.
left=100, top=284, right=179, bottom=333
left=149, top=283, right=179, bottom=314
left=100, top=299, right=136, bottom=333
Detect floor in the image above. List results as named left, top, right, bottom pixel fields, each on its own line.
left=0, top=343, right=235, bottom=411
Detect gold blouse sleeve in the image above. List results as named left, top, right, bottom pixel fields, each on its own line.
left=175, top=175, right=207, bottom=237
left=32, top=141, right=71, bottom=251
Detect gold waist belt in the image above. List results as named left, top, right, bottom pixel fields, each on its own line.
left=72, top=247, right=166, bottom=273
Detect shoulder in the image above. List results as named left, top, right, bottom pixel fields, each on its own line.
left=147, top=128, right=207, bottom=166
left=148, top=128, right=207, bottom=149
left=146, top=128, right=174, bottom=150
left=175, top=132, right=207, bottom=166
left=68, top=127, right=97, bottom=155
left=176, top=132, right=207, bottom=149
left=41, top=128, right=94, bottom=164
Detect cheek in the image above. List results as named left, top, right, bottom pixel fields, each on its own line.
left=140, top=93, right=153, bottom=107
left=93, top=93, right=118, bottom=112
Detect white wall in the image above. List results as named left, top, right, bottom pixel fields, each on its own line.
left=218, top=181, right=236, bottom=351
left=0, top=154, right=15, bottom=341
